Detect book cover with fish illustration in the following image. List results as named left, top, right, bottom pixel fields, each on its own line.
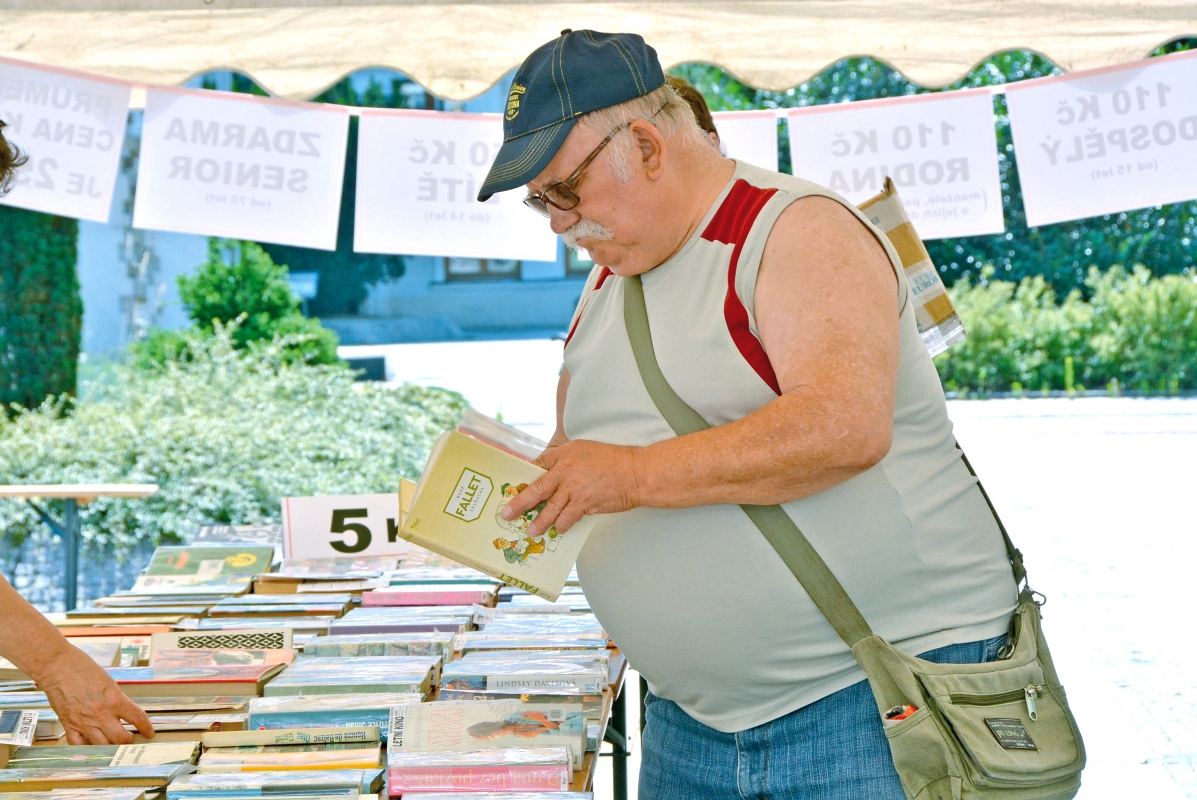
left=387, top=700, right=585, bottom=771
left=401, top=432, right=595, bottom=602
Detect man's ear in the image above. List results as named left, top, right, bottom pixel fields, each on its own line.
left=629, top=120, right=666, bottom=181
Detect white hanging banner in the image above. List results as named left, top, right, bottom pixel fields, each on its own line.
left=133, top=87, right=350, bottom=250
left=1007, top=50, right=1197, bottom=228
left=353, top=109, right=558, bottom=261
left=711, top=110, right=779, bottom=172
left=0, top=56, right=129, bottom=222
left=787, top=89, right=1004, bottom=239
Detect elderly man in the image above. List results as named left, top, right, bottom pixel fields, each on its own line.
left=482, top=31, right=1016, bottom=799
left=0, top=121, right=154, bottom=746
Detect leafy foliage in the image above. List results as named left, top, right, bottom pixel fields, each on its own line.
left=934, top=267, right=1197, bottom=394
left=0, top=206, right=80, bottom=411
left=671, top=40, right=1197, bottom=296
left=136, top=239, right=340, bottom=367
left=0, top=327, right=467, bottom=551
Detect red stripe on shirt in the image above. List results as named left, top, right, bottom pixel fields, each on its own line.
left=701, top=180, right=782, bottom=395
left=564, top=267, right=614, bottom=348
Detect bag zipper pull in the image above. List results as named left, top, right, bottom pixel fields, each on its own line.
left=1024, top=685, right=1039, bottom=721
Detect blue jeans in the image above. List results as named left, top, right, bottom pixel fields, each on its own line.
left=640, top=635, right=1008, bottom=800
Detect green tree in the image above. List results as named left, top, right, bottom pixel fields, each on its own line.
left=0, top=207, right=80, bottom=411
left=136, top=240, right=340, bottom=367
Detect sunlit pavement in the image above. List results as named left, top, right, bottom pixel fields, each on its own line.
left=343, top=341, right=1197, bottom=798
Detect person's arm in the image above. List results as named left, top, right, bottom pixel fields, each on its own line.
left=0, top=576, right=154, bottom=744
left=505, top=196, right=900, bottom=535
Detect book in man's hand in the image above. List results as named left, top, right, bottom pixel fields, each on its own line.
left=401, top=432, right=596, bottom=602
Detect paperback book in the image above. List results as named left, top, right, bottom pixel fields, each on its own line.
left=301, top=633, right=454, bottom=660
left=201, top=727, right=379, bottom=748
left=261, top=658, right=433, bottom=698
left=0, top=765, right=190, bottom=791
left=386, top=747, right=571, bottom=796
left=247, top=694, right=423, bottom=739
left=131, top=546, right=275, bottom=595
left=164, top=769, right=384, bottom=798
left=361, top=585, right=498, bottom=608
left=0, top=711, right=38, bottom=747
left=105, top=665, right=286, bottom=698
left=401, top=432, right=595, bottom=601
left=197, top=743, right=381, bottom=772
left=439, top=661, right=604, bottom=694
left=387, top=701, right=585, bottom=771
left=4, top=743, right=198, bottom=769
left=151, top=650, right=296, bottom=669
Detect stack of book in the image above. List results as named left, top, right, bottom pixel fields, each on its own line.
left=329, top=608, right=475, bottom=637
left=262, top=658, right=436, bottom=698
left=252, top=557, right=399, bottom=596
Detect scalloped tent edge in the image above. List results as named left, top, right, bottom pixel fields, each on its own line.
left=0, top=1, right=1195, bottom=101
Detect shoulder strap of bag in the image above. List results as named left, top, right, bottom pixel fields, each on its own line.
left=623, top=274, right=874, bottom=648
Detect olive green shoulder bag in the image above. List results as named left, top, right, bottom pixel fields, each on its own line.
left=622, top=274, right=1085, bottom=800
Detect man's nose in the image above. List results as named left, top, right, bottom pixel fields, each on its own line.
left=548, top=203, right=581, bottom=235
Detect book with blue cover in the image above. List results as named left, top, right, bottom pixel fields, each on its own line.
left=247, top=694, right=423, bottom=740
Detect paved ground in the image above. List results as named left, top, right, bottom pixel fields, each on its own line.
left=344, top=341, right=1197, bottom=798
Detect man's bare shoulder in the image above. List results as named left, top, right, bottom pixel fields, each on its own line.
left=761, top=193, right=895, bottom=284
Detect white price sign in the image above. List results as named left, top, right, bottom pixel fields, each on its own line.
left=281, top=493, right=410, bottom=559
left=353, top=109, right=558, bottom=261
left=712, top=110, right=779, bottom=172
left=133, top=87, right=350, bottom=249
left=1007, top=50, right=1197, bottom=227
left=787, top=89, right=1004, bottom=239
left=0, top=56, right=129, bottom=222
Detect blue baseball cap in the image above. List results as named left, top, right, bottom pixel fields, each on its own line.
left=477, top=29, right=666, bottom=202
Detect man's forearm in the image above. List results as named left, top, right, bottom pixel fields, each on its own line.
left=0, top=576, right=74, bottom=681
left=633, top=387, right=893, bottom=509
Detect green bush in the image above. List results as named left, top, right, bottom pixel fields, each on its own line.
left=0, top=207, right=80, bottom=411
left=0, top=326, right=467, bottom=551
left=1087, top=266, right=1197, bottom=392
left=134, top=239, right=340, bottom=367
left=934, top=266, right=1197, bottom=394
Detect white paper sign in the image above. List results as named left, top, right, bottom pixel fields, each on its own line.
left=1007, top=50, right=1197, bottom=227
left=133, top=88, right=349, bottom=249
left=787, top=90, right=1004, bottom=239
left=0, top=57, right=129, bottom=222
left=712, top=110, right=779, bottom=172
left=281, top=493, right=410, bottom=559
left=354, top=109, right=558, bottom=261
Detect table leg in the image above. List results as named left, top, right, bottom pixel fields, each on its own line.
left=63, top=499, right=78, bottom=612
left=607, top=681, right=628, bottom=800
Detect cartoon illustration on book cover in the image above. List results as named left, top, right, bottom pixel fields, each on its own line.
left=467, top=709, right=583, bottom=741
left=493, top=483, right=563, bottom=565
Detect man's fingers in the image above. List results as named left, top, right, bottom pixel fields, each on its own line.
left=528, top=490, right=569, bottom=537
left=118, top=696, right=154, bottom=738
left=553, top=503, right=585, bottom=535
left=65, top=729, right=87, bottom=746
left=101, top=717, right=135, bottom=745
left=504, top=474, right=558, bottom=521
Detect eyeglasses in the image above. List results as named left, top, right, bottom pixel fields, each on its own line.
left=523, top=103, right=666, bottom=218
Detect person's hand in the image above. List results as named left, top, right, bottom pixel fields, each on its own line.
left=36, top=644, right=154, bottom=744
left=501, top=439, right=644, bottom=535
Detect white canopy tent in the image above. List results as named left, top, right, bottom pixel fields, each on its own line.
left=1, top=1, right=1195, bottom=101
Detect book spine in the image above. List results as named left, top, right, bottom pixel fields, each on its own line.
left=386, top=765, right=570, bottom=796
left=201, top=728, right=378, bottom=747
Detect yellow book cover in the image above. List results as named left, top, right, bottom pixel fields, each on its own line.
left=401, top=432, right=595, bottom=601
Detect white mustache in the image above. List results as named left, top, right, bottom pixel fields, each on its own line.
left=563, top=218, right=614, bottom=251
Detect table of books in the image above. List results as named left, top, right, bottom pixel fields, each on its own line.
left=0, top=533, right=626, bottom=800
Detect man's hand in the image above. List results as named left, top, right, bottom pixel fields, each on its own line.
left=37, top=646, right=154, bottom=745
left=501, top=440, right=644, bottom=535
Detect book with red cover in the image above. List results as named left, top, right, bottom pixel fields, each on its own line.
left=106, top=665, right=285, bottom=698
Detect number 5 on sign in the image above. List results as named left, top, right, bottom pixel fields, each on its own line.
left=281, top=494, right=410, bottom=559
